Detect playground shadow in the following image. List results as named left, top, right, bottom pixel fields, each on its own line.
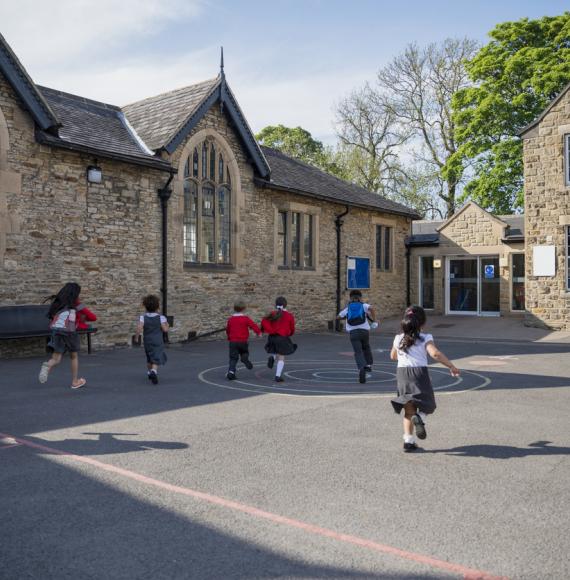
left=424, top=440, right=570, bottom=459
left=16, top=432, right=189, bottom=456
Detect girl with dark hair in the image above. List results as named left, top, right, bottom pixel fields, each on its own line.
left=39, top=282, right=87, bottom=389
left=390, top=305, right=459, bottom=452
left=261, top=296, right=297, bottom=382
left=135, top=294, right=169, bottom=385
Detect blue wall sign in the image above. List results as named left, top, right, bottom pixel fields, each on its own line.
left=484, top=264, right=495, bottom=279
left=347, top=256, right=370, bottom=289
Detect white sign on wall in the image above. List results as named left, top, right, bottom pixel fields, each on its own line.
left=532, top=245, right=556, bottom=276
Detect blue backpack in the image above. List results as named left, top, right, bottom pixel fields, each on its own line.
left=347, top=301, right=366, bottom=325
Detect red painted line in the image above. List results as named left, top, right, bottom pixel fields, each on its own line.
left=0, top=432, right=507, bottom=580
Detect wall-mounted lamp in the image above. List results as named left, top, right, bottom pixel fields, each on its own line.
left=87, top=162, right=102, bottom=184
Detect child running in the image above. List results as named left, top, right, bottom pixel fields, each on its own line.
left=390, top=305, right=460, bottom=452
left=225, top=299, right=261, bottom=380
left=337, top=289, right=378, bottom=384
left=261, top=296, right=296, bottom=382
left=135, top=294, right=169, bottom=385
left=39, top=282, right=87, bottom=389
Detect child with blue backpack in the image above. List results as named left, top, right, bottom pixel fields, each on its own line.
left=337, top=289, right=378, bottom=384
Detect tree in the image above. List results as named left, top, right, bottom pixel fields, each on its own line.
left=378, top=38, right=479, bottom=217
left=256, top=125, right=322, bottom=165
left=335, top=83, right=410, bottom=195
left=449, top=13, right=570, bottom=213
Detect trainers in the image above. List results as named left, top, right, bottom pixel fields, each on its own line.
left=150, top=370, right=158, bottom=385
left=274, top=375, right=284, bottom=383
left=244, top=360, right=253, bottom=370
left=267, top=356, right=274, bottom=369
left=412, top=413, right=427, bottom=440
left=359, top=368, right=366, bottom=384
left=403, top=442, right=418, bottom=452
left=226, top=372, right=236, bottom=381
left=364, top=365, right=372, bottom=372
left=39, top=362, right=50, bottom=384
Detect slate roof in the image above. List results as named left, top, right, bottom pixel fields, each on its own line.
left=36, top=87, right=170, bottom=170
left=122, top=78, right=220, bottom=151
left=518, top=79, right=570, bottom=136
left=409, top=212, right=524, bottom=245
left=258, top=146, right=420, bottom=218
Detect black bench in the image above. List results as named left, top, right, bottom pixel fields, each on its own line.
left=0, top=305, right=97, bottom=354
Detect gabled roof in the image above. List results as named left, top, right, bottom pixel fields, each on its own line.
left=436, top=200, right=507, bottom=232
left=36, top=87, right=170, bottom=171
left=123, top=75, right=270, bottom=178
left=0, top=32, right=60, bottom=133
left=518, top=79, right=570, bottom=137
left=257, top=146, right=420, bottom=218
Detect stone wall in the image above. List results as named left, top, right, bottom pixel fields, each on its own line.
left=409, top=203, right=524, bottom=316
left=0, top=74, right=411, bottom=357
left=522, top=90, right=570, bottom=330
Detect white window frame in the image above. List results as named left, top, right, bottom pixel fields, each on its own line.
left=375, top=225, right=393, bottom=271
left=276, top=210, right=317, bottom=271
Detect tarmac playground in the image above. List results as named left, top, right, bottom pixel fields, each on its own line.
left=1, top=328, right=570, bottom=579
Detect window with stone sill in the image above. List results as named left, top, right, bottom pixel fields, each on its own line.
left=183, top=139, right=232, bottom=265
left=277, top=210, right=315, bottom=269
left=376, top=225, right=393, bottom=271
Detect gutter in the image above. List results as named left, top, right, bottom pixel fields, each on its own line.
left=158, top=170, right=175, bottom=338
left=36, top=129, right=172, bottom=172
left=254, top=177, right=420, bottom=220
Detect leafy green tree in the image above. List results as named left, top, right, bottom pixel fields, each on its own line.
left=449, top=13, right=570, bottom=213
left=256, top=124, right=323, bottom=165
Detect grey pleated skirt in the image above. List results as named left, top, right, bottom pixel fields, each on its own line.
left=391, top=366, right=436, bottom=415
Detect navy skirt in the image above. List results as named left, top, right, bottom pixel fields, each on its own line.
left=265, top=335, right=297, bottom=356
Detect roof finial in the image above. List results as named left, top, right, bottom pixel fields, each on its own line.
left=220, top=46, right=224, bottom=78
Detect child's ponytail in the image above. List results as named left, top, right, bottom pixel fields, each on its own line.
left=399, top=305, right=426, bottom=352
left=47, top=282, right=81, bottom=319
left=264, top=296, right=287, bottom=322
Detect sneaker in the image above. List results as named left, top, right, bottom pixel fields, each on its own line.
left=364, top=365, right=372, bottom=372
left=150, top=370, right=158, bottom=385
left=267, top=356, right=274, bottom=369
left=359, top=368, right=366, bottom=384
left=244, top=360, right=253, bottom=370
left=226, top=372, right=236, bottom=381
left=274, top=375, right=284, bottom=383
left=403, top=442, right=418, bottom=452
left=39, top=362, right=50, bottom=384
left=412, top=413, right=427, bottom=440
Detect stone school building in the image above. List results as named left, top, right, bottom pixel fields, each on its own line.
left=0, top=34, right=418, bottom=354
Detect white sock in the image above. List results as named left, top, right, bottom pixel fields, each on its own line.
left=418, top=411, right=427, bottom=423
left=403, top=434, right=416, bottom=444
left=276, top=360, right=285, bottom=377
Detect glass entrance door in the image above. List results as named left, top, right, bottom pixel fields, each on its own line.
left=447, top=256, right=500, bottom=315
left=448, top=258, right=478, bottom=314
left=480, top=256, right=500, bottom=315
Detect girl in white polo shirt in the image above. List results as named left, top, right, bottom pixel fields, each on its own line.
left=390, top=305, right=460, bottom=452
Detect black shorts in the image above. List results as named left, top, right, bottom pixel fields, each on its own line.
left=49, top=331, right=80, bottom=354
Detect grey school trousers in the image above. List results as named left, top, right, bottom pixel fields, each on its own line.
left=349, top=329, right=373, bottom=370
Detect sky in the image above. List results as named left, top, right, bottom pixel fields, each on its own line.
left=1, top=0, right=569, bottom=144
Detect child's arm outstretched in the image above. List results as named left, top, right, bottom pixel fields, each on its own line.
left=426, top=341, right=460, bottom=377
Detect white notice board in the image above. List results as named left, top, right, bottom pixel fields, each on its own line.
left=533, top=245, right=555, bottom=276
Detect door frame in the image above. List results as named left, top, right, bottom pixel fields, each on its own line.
left=445, top=255, right=500, bottom=316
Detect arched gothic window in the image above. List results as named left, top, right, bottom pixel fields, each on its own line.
left=183, top=139, right=232, bottom=265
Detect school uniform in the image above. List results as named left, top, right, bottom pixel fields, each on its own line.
left=338, top=302, right=373, bottom=370
left=261, top=310, right=297, bottom=355
left=226, top=313, right=261, bottom=373
left=140, top=313, right=168, bottom=365
left=49, top=308, right=80, bottom=353
left=391, top=332, right=436, bottom=414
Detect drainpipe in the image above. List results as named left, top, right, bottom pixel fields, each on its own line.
left=158, top=170, right=175, bottom=325
left=335, top=206, right=350, bottom=331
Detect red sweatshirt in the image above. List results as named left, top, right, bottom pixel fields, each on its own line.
left=261, top=310, right=295, bottom=337
left=75, top=302, right=97, bottom=330
left=226, top=314, right=261, bottom=342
